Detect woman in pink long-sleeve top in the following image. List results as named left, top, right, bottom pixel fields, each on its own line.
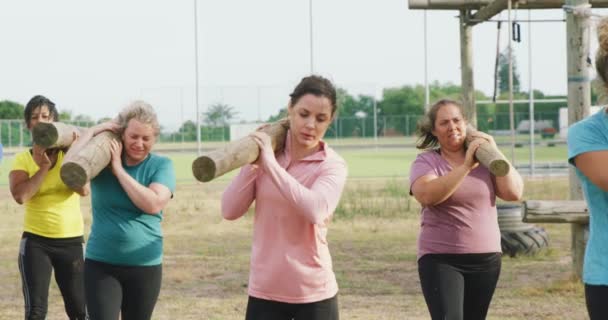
left=222, top=75, right=347, bottom=320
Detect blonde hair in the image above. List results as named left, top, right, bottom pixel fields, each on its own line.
left=116, top=100, right=161, bottom=137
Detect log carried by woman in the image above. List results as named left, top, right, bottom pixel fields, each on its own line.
left=30, top=120, right=119, bottom=191
left=31, top=122, right=85, bottom=149
left=192, top=119, right=289, bottom=182
left=466, top=125, right=510, bottom=177
left=60, top=131, right=118, bottom=191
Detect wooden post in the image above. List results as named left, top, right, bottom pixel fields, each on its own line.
left=60, top=131, right=119, bottom=190
left=466, top=126, right=510, bottom=176
left=566, top=0, right=591, bottom=279
left=32, top=122, right=84, bottom=149
left=192, top=120, right=289, bottom=182
left=460, top=10, right=477, bottom=128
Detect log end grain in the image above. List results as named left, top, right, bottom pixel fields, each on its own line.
left=32, top=122, right=58, bottom=148
left=489, top=159, right=510, bottom=177
left=192, top=156, right=217, bottom=182
left=60, top=162, right=88, bottom=190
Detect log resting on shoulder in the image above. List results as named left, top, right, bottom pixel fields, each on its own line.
left=192, top=119, right=290, bottom=182
left=60, top=131, right=119, bottom=190
left=466, top=125, right=510, bottom=176
left=32, top=122, right=86, bottom=149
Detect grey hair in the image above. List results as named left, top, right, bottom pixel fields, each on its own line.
left=116, top=100, right=161, bottom=137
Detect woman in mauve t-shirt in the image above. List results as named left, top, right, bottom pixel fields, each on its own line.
left=409, top=99, right=523, bottom=320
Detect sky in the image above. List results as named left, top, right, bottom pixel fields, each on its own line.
left=1, top=0, right=607, bottom=132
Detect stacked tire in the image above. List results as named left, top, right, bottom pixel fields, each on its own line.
left=497, top=203, right=550, bottom=257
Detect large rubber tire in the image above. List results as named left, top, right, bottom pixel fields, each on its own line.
left=497, top=204, right=550, bottom=257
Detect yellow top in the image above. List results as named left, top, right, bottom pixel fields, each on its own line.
left=11, top=150, right=83, bottom=238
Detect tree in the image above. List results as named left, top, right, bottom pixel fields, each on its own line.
left=203, top=103, right=238, bottom=126
left=59, top=110, right=73, bottom=121
left=177, top=120, right=197, bottom=141
left=498, top=48, right=521, bottom=95
left=267, top=107, right=287, bottom=122
left=0, top=100, right=24, bottom=119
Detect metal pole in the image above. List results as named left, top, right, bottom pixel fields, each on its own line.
left=180, top=87, right=185, bottom=147
left=257, top=86, right=261, bottom=122
left=528, top=9, right=535, bottom=176
left=508, top=0, right=515, bottom=164
left=373, top=92, right=378, bottom=145
left=194, top=0, right=201, bottom=156
left=424, top=10, right=430, bottom=111
left=309, top=0, right=314, bottom=74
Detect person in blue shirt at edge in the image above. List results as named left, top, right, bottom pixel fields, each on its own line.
left=567, top=17, right=608, bottom=320
left=65, top=100, right=176, bottom=320
left=9, top=95, right=88, bottom=320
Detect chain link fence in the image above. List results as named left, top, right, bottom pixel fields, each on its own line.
left=0, top=111, right=560, bottom=147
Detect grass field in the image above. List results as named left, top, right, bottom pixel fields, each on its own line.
left=0, top=142, right=581, bottom=319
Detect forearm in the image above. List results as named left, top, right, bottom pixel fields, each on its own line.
left=262, top=157, right=346, bottom=224
left=221, top=166, right=257, bottom=220
left=415, top=165, right=471, bottom=206
left=64, top=128, right=95, bottom=162
left=113, top=169, right=166, bottom=214
left=12, top=169, right=49, bottom=204
left=495, top=166, right=524, bottom=201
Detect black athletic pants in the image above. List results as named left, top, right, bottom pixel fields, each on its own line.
left=18, top=232, right=87, bottom=320
left=84, top=259, right=162, bottom=320
left=418, top=253, right=502, bottom=320
left=585, top=283, right=608, bottom=320
left=245, top=295, right=339, bottom=320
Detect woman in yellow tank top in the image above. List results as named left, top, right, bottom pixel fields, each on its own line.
left=9, top=95, right=89, bottom=320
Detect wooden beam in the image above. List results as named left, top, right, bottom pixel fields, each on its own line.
left=32, top=122, right=85, bottom=149
left=192, top=120, right=290, bottom=182
left=567, top=0, right=591, bottom=280
left=523, top=200, right=589, bottom=224
left=460, top=10, right=477, bottom=128
left=60, top=131, right=119, bottom=190
left=469, top=0, right=508, bottom=26
left=409, top=0, right=608, bottom=10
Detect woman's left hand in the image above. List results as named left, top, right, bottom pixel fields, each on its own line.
left=109, top=139, right=124, bottom=176
left=468, top=131, right=497, bottom=148
left=249, top=131, right=275, bottom=166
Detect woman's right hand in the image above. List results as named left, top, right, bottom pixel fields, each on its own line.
left=463, top=138, right=484, bottom=170
left=32, top=144, right=52, bottom=170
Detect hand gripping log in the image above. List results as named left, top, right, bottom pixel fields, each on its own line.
left=192, top=120, right=290, bottom=182
left=60, top=131, right=119, bottom=190
left=466, top=125, right=510, bottom=176
left=32, top=122, right=86, bottom=149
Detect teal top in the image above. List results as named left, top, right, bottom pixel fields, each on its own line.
left=87, top=153, right=176, bottom=266
left=568, top=108, right=608, bottom=285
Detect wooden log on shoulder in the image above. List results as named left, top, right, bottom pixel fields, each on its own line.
left=32, top=122, right=85, bottom=149
left=523, top=200, right=589, bottom=224
left=60, top=131, right=119, bottom=190
left=466, top=125, right=510, bottom=176
left=192, top=120, right=290, bottom=182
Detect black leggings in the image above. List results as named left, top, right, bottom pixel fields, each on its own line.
left=585, top=283, right=608, bottom=320
left=84, top=259, right=162, bottom=320
left=418, top=253, right=502, bottom=320
left=18, top=232, right=86, bottom=320
left=245, top=295, right=339, bottom=320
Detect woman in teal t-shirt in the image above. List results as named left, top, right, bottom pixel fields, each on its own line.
left=65, top=100, right=176, bottom=320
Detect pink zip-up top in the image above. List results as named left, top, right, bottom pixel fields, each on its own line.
left=221, top=131, right=347, bottom=303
